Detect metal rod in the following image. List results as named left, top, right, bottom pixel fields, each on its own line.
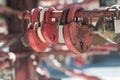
left=18, top=10, right=119, bottom=20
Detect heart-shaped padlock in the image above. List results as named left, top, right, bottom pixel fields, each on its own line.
left=41, top=7, right=59, bottom=44
left=63, top=5, right=93, bottom=53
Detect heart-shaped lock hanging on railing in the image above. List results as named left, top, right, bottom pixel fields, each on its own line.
left=41, top=7, right=59, bottom=44
left=63, top=5, right=93, bottom=54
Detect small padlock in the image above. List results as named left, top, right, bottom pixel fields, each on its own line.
left=96, top=8, right=118, bottom=43
left=27, top=7, right=49, bottom=52
left=63, top=5, right=93, bottom=53
left=41, top=7, right=59, bottom=44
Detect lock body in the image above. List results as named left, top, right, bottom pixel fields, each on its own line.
left=42, top=7, right=59, bottom=44
left=63, top=5, right=93, bottom=54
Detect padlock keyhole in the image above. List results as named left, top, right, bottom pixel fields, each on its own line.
left=50, top=34, right=55, bottom=40
left=80, top=41, right=84, bottom=50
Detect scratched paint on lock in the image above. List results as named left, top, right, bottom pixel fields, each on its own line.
left=69, top=22, right=93, bottom=53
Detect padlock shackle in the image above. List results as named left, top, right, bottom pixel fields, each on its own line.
left=67, top=5, right=83, bottom=23
left=31, top=7, right=43, bottom=25
left=45, top=7, right=57, bottom=23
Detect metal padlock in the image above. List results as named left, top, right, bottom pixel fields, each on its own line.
left=63, top=5, right=93, bottom=53
left=41, top=7, right=59, bottom=44
left=27, top=7, right=48, bottom=52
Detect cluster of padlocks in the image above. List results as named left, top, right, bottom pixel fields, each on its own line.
left=1, top=4, right=120, bottom=80
left=25, top=5, right=93, bottom=54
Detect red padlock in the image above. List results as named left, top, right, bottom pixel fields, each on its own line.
left=42, top=7, right=59, bottom=44
left=63, top=5, right=93, bottom=53
left=27, top=7, right=48, bottom=52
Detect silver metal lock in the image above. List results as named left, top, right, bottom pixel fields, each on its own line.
left=114, top=19, right=120, bottom=33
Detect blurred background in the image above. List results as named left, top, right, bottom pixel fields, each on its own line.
left=0, top=0, right=120, bottom=80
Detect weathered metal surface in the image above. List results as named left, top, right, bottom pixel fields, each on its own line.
left=2, top=1, right=120, bottom=79
left=63, top=5, right=93, bottom=53
left=42, top=7, right=58, bottom=44
left=69, top=22, right=93, bottom=53
left=18, top=10, right=120, bottom=20
left=27, top=7, right=48, bottom=52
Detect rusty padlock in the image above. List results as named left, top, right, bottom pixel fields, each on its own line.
left=27, top=7, right=48, bottom=52
left=41, top=7, right=59, bottom=44
left=63, top=5, right=93, bottom=53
